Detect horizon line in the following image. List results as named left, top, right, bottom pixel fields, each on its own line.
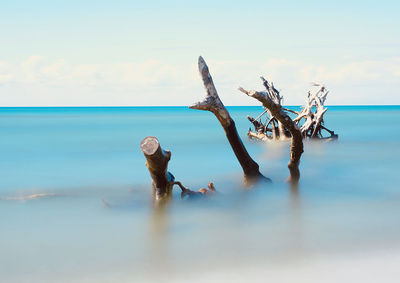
left=1, top=104, right=400, bottom=108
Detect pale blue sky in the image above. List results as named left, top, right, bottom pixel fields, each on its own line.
left=0, top=0, right=399, bottom=105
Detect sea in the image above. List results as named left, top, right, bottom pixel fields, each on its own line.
left=1, top=106, right=400, bottom=282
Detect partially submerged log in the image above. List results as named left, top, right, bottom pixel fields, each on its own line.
left=246, top=82, right=338, bottom=141
left=140, top=57, right=339, bottom=202
left=190, top=56, right=270, bottom=184
left=141, top=135, right=217, bottom=202
left=172, top=181, right=216, bottom=199
left=140, top=136, right=175, bottom=200
left=238, top=85, right=303, bottom=184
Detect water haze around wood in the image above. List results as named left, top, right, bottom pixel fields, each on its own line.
left=1, top=106, right=400, bottom=282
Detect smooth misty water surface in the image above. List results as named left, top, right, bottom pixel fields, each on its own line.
left=1, top=106, right=400, bottom=282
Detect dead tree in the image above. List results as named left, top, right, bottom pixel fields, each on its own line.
left=141, top=58, right=315, bottom=202
left=140, top=136, right=175, bottom=201
left=238, top=84, right=303, bottom=184
left=190, top=56, right=270, bottom=185
left=294, top=84, right=338, bottom=139
left=141, top=136, right=217, bottom=202
left=247, top=82, right=338, bottom=141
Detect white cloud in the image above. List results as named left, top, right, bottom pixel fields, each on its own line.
left=0, top=55, right=399, bottom=106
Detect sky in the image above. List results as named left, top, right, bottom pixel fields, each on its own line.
left=0, top=0, right=399, bottom=106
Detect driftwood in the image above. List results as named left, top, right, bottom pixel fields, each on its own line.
left=172, top=181, right=216, bottom=199
left=246, top=82, right=338, bottom=141
left=140, top=136, right=175, bottom=201
left=141, top=136, right=217, bottom=202
left=239, top=83, right=303, bottom=184
left=140, top=57, right=332, bottom=202
left=190, top=56, right=270, bottom=185
left=294, top=84, right=338, bottom=139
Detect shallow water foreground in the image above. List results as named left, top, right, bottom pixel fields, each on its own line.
left=1, top=106, right=400, bottom=282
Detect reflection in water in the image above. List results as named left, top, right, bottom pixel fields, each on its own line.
left=148, top=197, right=171, bottom=279
left=288, top=182, right=305, bottom=255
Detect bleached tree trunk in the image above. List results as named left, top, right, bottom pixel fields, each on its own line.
left=190, top=56, right=270, bottom=184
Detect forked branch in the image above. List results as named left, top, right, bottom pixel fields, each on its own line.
left=190, top=56, right=270, bottom=184
left=238, top=87, right=303, bottom=184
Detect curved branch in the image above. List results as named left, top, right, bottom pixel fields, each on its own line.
left=190, top=56, right=270, bottom=184
left=171, top=181, right=216, bottom=198
left=190, top=56, right=231, bottom=127
left=239, top=87, right=303, bottom=184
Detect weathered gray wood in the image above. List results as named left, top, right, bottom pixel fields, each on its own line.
left=239, top=87, right=303, bottom=184
left=294, top=85, right=337, bottom=139
left=140, top=136, right=175, bottom=200
left=190, top=56, right=270, bottom=184
left=260, top=77, right=288, bottom=139
left=248, top=82, right=337, bottom=141
left=247, top=130, right=268, bottom=141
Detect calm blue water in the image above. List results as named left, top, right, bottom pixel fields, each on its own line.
left=1, top=106, right=400, bottom=282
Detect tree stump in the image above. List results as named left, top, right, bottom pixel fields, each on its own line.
left=140, top=136, right=175, bottom=200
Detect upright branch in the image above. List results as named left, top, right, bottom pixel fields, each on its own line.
left=140, top=136, right=175, bottom=201
left=246, top=77, right=290, bottom=140
left=190, top=56, right=270, bottom=184
left=239, top=83, right=304, bottom=184
left=294, top=84, right=337, bottom=139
